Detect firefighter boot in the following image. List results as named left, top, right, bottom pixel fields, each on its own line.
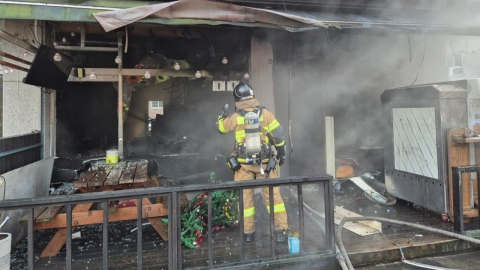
left=275, top=230, right=288, bottom=243
left=245, top=232, right=255, bottom=242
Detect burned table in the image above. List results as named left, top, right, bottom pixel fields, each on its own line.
left=20, top=160, right=169, bottom=257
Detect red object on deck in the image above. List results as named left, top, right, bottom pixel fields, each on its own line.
left=117, top=200, right=136, bottom=208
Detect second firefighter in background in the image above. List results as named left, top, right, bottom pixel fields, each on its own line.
left=217, top=82, right=289, bottom=243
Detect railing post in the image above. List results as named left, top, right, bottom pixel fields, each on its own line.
left=297, top=184, right=304, bottom=254
left=28, top=208, right=34, bottom=270
left=168, top=194, right=174, bottom=270
left=269, top=186, right=275, bottom=257
left=239, top=189, right=244, bottom=262
left=208, top=192, right=213, bottom=268
left=66, top=204, right=73, bottom=270
left=171, top=192, right=180, bottom=270
left=324, top=180, right=335, bottom=253
left=137, top=198, right=143, bottom=269
left=102, top=201, right=108, bottom=269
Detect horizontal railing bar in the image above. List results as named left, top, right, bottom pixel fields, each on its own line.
left=0, top=175, right=332, bottom=210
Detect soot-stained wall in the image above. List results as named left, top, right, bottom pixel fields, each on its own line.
left=56, top=82, right=118, bottom=156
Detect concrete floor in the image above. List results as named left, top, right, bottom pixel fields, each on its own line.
left=357, top=249, right=480, bottom=270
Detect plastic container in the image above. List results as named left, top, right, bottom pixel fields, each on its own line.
left=288, top=235, right=300, bottom=254
left=106, top=150, right=119, bottom=164
left=0, top=233, right=11, bottom=270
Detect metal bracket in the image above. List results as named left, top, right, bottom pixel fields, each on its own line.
left=0, top=143, right=43, bottom=158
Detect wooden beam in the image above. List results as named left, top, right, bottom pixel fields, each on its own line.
left=83, top=68, right=213, bottom=77
left=0, top=51, right=32, bottom=65
left=34, top=203, right=168, bottom=230
left=0, top=60, right=29, bottom=72
left=40, top=203, right=94, bottom=257
left=68, top=69, right=213, bottom=82
left=0, top=29, right=38, bottom=53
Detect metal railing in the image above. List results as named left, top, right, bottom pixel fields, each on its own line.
left=0, top=175, right=334, bottom=269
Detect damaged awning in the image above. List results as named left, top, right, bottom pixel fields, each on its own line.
left=92, top=0, right=480, bottom=34
left=1, top=0, right=480, bottom=34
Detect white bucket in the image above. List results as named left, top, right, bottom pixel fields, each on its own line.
left=0, top=233, right=11, bottom=270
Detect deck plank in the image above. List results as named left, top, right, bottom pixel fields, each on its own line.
left=104, top=163, right=124, bottom=186
left=19, top=207, right=47, bottom=223
left=133, top=160, right=148, bottom=183
left=73, top=170, right=97, bottom=188
left=36, top=206, right=63, bottom=223
left=88, top=164, right=114, bottom=187
left=119, top=162, right=136, bottom=184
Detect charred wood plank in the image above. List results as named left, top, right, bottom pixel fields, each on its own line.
left=119, top=162, right=136, bottom=184
left=133, top=160, right=148, bottom=184
left=73, top=170, right=98, bottom=188
left=88, top=164, right=114, bottom=188
left=104, top=163, right=124, bottom=186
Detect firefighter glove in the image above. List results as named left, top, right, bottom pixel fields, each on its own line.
left=276, top=145, right=286, bottom=166
left=278, top=155, right=286, bottom=166
left=218, top=111, right=227, bottom=121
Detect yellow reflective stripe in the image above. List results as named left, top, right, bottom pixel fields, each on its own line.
left=237, top=116, right=245, bottom=125
left=275, top=141, right=285, bottom=147
left=218, top=119, right=227, bottom=133
left=244, top=207, right=255, bottom=217
left=267, top=120, right=280, bottom=132
left=235, top=130, right=245, bottom=143
left=260, top=115, right=264, bottom=121
left=266, top=203, right=286, bottom=213
left=238, top=158, right=269, bottom=163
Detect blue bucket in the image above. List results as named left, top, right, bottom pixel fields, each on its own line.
left=288, top=236, right=300, bottom=254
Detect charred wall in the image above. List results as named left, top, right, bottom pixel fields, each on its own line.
left=56, top=82, right=118, bottom=157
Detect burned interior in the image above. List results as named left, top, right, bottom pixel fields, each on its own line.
left=3, top=0, right=480, bottom=270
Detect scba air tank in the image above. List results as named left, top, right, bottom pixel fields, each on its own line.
left=244, top=111, right=262, bottom=154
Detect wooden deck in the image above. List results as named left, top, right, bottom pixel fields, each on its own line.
left=10, top=187, right=480, bottom=269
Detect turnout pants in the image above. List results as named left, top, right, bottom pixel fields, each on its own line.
left=234, top=164, right=289, bottom=234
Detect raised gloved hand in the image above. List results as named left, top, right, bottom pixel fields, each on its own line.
left=278, top=155, right=286, bottom=166
left=218, top=111, right=227, bottom=121
left=276, top=145, right=286, bottom=166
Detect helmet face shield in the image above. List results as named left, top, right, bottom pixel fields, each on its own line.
left=233, top=82, right=254, bottom=102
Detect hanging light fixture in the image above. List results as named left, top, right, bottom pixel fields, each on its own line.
left=9, top=68, right=14, bottom=73
left=244, top=73, right=250, bottom=80
left=71, top=32, right=75, bottom=37
left=53, top=42, right=57, bottom=46
left=23, top=51, right=28, bottom=57
left=90, top=72, right=97, bottom=80
left=62, top=37, right=66, bottom=43
left=115, top=56, right=122, bottom=64
left=195, top=71, right=201, bottom=78
left=53, top=53, right=62, bottom=62
left=3, top=68, right=8, bottom=75
left=174, top=62, right=181, bottom=71
left=222, top=57, right=228, bottom=65
left=144, top=71, right=151, bottom=79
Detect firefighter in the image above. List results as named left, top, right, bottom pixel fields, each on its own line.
left=217, top=82, right=288, bottom=243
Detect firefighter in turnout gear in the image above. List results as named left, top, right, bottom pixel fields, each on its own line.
left=217, top=82, right=288, bottom=243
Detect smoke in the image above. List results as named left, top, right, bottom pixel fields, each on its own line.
left=266, top=28, right=456, bottom=176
